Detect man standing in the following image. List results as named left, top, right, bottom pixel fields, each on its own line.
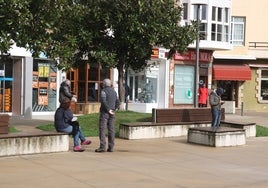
left=95, top=79, right=120, bottom=152
left=59, top=79, right=77, bottom=103
left=209, top=88, right=224, bottom=128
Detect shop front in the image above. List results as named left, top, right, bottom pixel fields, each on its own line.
left=169, top=49, right=213, bottom=108
left=212, top=60, right=252, bottom=113
left=66, top=61, right=112, bottom=114
left=126, top=48, right=213, bottom=113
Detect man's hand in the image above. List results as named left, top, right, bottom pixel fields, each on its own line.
left=109, top=109, right=114, bottom=115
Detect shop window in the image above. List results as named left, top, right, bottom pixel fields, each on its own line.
left=88, top=63, right=98, bottom=81
left=130, top=62, right=158, bottom=103
left=78, top=82, right=86, bottom=102
left=133, top=75, right=157, bottom=103
left=0, top=59, right=13, bottom=112
left=173, top=65, right=194, bottom=104
left=68, top=62, right=111, bottom=103
left=32, top=59, right=57, bottom=112
left=88, top=82, right=99, bottom=102
left=217, top=81, right=237, bottom=101
left=260, top=70, right=268, bottom=100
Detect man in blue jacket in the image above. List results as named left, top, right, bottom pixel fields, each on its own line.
left=54, top=98, right=91, bottom=152
left=95, top=78, right=120, bottom=152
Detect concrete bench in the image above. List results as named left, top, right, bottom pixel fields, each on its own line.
left=119, top=121, right=211, bottom=140
left=119, top=108, right=226, bottom=140
left=0, top=131, right=69, bottom=157
left=220, top=120, right=256, bottom=137
left=119, top=108, right=255, bottom=140
left=187, top=127, right=246, bottom=147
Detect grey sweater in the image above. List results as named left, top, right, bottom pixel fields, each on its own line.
left=209, top=91, right=222, bottom=110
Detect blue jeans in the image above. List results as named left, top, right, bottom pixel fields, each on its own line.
left=211, top=109, right=221, bottom=127
left=58, top=125, right=86, bottom=147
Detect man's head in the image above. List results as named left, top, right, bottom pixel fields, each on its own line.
left=103, top=79, right=112, bottom=88
left=216, top=88, right=224, bottom=96
left=65, top=79, right=71, bottom=87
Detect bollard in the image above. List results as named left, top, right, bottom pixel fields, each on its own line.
left=241, top=102, right=244, bottom=116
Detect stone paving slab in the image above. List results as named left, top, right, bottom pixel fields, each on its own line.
left=0, top=136, right=268, bottom=188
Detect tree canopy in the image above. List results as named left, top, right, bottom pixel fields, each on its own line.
left=0, top=0, right=198, bottom=103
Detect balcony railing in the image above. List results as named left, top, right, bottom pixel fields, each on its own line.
left=249, top=42, right=268, bottom=49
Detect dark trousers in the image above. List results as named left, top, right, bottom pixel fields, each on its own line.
left=99, top=112, right=115, bottom=149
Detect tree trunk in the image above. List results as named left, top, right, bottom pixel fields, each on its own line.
left=117, top=61, right=125, bottom=110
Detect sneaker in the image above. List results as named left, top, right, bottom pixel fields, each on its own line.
left=107, top=148, right=113, bottom=152
left=81, top=140, right=92, bottom=145
left=73, top=146, right=85, bottom=152
left=95, top=148, right=106, bottom=152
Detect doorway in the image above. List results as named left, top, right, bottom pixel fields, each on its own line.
left=0, top=60, right=13, bottom=112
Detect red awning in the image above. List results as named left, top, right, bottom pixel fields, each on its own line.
left=213, top=64, right=251, bottom=81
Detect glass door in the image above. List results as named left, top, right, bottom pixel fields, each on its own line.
left=0, top=61, right=13, bottom=113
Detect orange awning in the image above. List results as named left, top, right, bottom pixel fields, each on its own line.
left=213, top=64, right=251, bottom=81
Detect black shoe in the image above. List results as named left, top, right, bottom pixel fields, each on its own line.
left=95, top=148, right=106, bottom=152
left=107, top=148, right=113, bottom=152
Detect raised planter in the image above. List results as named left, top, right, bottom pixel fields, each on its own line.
left=188, top=127, right=246, bottom=147
left=0, top=114, right=9, bottom=134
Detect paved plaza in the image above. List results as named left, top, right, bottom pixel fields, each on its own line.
left=0, top=112, right=267, bottom=188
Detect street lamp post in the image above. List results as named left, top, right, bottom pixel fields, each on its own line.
left=194, top=4, right=201, bottom=108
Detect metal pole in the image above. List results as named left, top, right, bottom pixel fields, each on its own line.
left=241, top=102, right=244, bottom=116
left=125, top=66, right=128, bottom=110
left=194, top=5, right=200, bottom=108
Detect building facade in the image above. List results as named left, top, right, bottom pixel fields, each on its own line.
left=214, top=0, right=268, bottom=112
left=127, top=0, right=233, bottom=113
left=7, top=0, right=268, bottom=117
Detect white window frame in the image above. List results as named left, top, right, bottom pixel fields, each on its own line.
left=256, top=69, right=268, bottom=103
left=211, top=6, right=230, bottom=42
left=231, top=16, right=245, bottom=46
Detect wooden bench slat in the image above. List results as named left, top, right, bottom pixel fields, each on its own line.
left=153, top=108, right=225, bottom=124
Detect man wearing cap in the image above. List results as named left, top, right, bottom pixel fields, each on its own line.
left=209, top=88, right=225, bottom=128
left=95, top=78, right=120, bottom=152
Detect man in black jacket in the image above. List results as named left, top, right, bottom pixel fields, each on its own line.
left=95, top=78, right=120, bottom=152
left=59, top=79, right=76, bottom=103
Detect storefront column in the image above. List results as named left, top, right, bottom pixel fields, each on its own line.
left=23, top=57, right=33, bottom=119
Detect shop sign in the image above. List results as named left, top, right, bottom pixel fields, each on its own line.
left=173, top=50, right=212, bottom=62
left=151, top=48, right=159, bottom=58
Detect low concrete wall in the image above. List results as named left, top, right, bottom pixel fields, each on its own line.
left=0, top=132, right=69, bottom=157
left=119, top=122, right=211, bottom=140
left=188, top=127, right=246, bottom=147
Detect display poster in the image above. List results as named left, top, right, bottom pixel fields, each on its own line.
left=32, top=71, right=38, bottom=88
left=38, top=64, right=49, bottom=77
left=50, top=73, right=57, bottom=90
left=173, top=65, right=194, bottom=104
